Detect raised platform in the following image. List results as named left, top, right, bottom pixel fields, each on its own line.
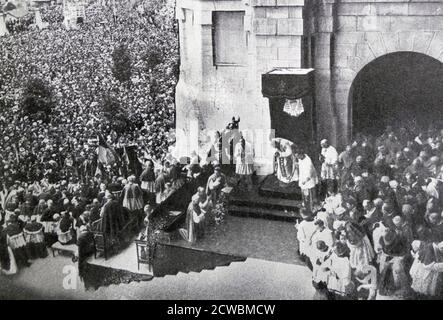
left=228, top=175, right=302, bottom=222
left=258, top=174, right=302, bottom=201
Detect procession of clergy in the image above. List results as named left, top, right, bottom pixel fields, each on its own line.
left=271, top=128, right=443, bottom=300
left=193, top=125, right=443, bottom=300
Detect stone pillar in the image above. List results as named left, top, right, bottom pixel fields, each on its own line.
left=0, top=14, right=9, bottom=37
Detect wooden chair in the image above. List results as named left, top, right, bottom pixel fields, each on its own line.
left=91, top=230, right=109, bottom=260
left=135, top=239, right=153, bottom=271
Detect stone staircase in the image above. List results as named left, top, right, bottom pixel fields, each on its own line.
left=227, top=191, right=301, bottom=222
left=152, top=243, right=246, bottom=278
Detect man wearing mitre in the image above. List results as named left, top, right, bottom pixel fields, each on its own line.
left=271, top=137, right=299, bottom=184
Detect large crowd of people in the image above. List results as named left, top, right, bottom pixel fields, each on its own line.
left=0, top=0, right=182, bottom=276
left=297, top=125, right=443, bottom=300
left=0, top=0, right=178, bottom=185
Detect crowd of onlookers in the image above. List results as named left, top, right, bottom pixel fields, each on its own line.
left=0, top=0, right=178, bottom=186
left=0, top=0, right=180, bottom=275
left=298, top=124, right=443, bottom=300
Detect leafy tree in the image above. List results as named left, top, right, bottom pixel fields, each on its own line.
left=144, top=44, right=163, bottom=71
left=100, top=94, right=133, bottom=135
left=21, top=78, right=54, bottom=122
left=112, top=44, right=132, bottom=83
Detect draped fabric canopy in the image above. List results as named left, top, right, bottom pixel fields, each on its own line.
left=262, top=68, right=315, bottom=100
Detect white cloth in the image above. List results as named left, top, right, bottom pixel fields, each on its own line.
left=1, top=247, right=17, bottom=276
left=315, top=211, right=334, bottom=230
left=235, top=141, right=254, bottom=175
left=296, top=220, right=316, bottom=257
left=373, top=223, right=388, bottom=257
left=24, top=228, right=45, bottom=244
left=298, top=155, right=318, bottom=190
left=321, top=146, right=339, bottom=180
left=283, top=99, right=304, bottom=117
left=312, top=249, right=331, bottom=284
left=311, top=228, right=334, bottom=249
left=325, top=253, right=353, bottom=295
left=7, top=233, right=27, bottom=250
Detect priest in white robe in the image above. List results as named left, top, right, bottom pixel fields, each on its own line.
left=297, top=152, right=319, bottom=211
left=320, top=139, right=339, bottom=194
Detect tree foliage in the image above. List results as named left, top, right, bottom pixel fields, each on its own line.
left=112, top=44, right=132, bottom=83
left=100, top=94, right=132, bottom=134
left=21, top=78, right=54, bottom=122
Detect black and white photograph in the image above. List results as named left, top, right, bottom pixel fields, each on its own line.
left=0, top=0, right=442, bottom=304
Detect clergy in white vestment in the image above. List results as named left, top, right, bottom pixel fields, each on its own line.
left=270, top=138, right=298, bottom=184
left=234, top=133, right=255, bottom=190
left=323, top=242, right=355, bottom=298
left=320, top=139, right=339, bottom=194
left=310, top=219, right=335, bottom=250
left=297, top=152, right=319, bottom=211
left=296, top=208, right=316, bottom=269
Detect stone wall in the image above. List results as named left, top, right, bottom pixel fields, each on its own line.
left=175, top=0, right=306, bottom=173
left=306, top=0, right=443, bottom=149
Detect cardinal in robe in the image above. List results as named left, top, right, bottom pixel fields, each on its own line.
left=271, top=138, right=298, bottom=185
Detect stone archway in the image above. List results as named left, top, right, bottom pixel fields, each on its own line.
left=348, top=51, right=443, bottom=137
left=332, top=30, right=443, bottom=146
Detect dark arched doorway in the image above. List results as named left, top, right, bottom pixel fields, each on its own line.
left=350, top=52, right=443, bottom=137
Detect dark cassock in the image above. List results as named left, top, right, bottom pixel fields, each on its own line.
left=140, top=163, right=156, bottom=204
left=100, top=195, right=125, bottom=239
left=57, top=212, right=76, bottom=245
left=0, top=225, right=11, bottom=273
left=77, top=227, right=95, bottom=281
left=23, top=217, right=48, bottom=259
left=4, top=215, right=30, bottom=268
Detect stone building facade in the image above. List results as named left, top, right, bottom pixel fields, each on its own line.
left=175, top=0, right=443, bottom=171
